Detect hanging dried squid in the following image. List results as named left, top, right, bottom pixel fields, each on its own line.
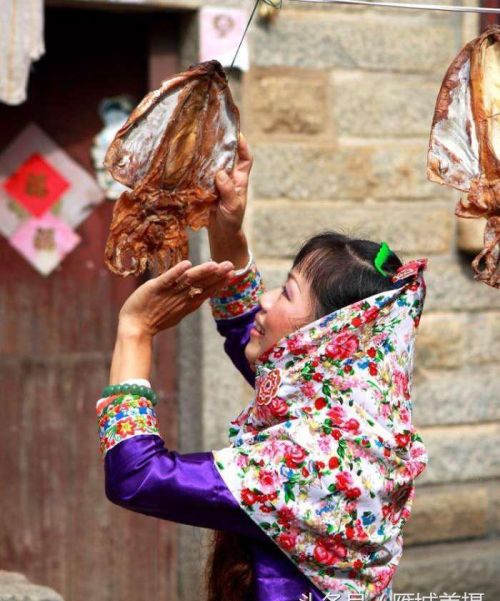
left=103, top=60, right=240, bottom=277
left=427, top=25, right=500, bottom=288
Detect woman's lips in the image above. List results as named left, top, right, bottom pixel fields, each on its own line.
left=250, top=326, right=263, bottom=337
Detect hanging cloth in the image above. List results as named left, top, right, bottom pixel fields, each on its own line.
left=213, top=259, right=429, bottom=600
left=0, top=0, right=45, bottom=105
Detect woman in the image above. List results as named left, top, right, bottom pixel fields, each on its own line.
left=97, top=135, right=428, bottom=601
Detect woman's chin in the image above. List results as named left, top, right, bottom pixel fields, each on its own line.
left=245, top=338, right=262, bottom=366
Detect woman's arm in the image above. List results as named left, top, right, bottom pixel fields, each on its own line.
left=207, top=135, right=265, bottom=385
left=208, top=133, right=252, bottom=270
left=209, top=259, right=264, bottom=387
left=98, top=381, right=269, bottom=542
left=109, top=325, right=153, bottom=385
left=99, top=260, right=272, bottom=539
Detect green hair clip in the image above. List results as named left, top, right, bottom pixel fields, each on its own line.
left=374, top=241, right=392, bottom=276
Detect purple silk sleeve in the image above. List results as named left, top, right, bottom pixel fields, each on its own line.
left=104, top=436, right=325, bottom=600
left=104, top=434, right=270, bottom=542
left=214, top=306, right=259, bottom=388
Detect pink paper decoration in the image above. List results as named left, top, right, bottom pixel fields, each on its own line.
left=0, top=122, right=103, bottom=275
left=9, top=213, right=81, bottom=276
left=199, top=7, right=249, bottom=71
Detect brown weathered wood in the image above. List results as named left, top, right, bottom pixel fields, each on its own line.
left=481, top=0, right=500, bottom=28
left=0, top=7, right=180, bottom=600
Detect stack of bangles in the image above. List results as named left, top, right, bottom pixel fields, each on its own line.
left=100, top=384, right=158, bottom=406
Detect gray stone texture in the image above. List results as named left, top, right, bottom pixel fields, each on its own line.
left=412, top=366, right=500, bottom=426
left=0, top=572, right=63, bottom=601
left=331, top=72, right=440, bottom=138
left=260, top=257, right=500, bottom=311
left=252, top=142, right=456, bottom=200
left=417, top=423, right=500, bottom=485
left=424, top=257, right=500, bottom=310
left=415, top=313, right=466, bottom=369
left=490, top=480, right=500, bottom=538
left=253, top=200, right=454, bottom=256
left=248, top=68, right=330, bottom=136
left=457, top=217, right=485, bottom=254
left=404, top=482, right=489, bottom=546
left=464, top=312, right=500, bottom=365
left=393, top=539, right=500, bottom=597
left=250, top=13, right=456, bottom=73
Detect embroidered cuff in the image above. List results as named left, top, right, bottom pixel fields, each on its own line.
left=97, top=393, right=160, bottom=457
left=209, top=260, right=265, bottom=320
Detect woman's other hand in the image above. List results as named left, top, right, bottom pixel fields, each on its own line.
left=118, top=260, right=235, bottom=337
left=209, top=133, right=252, bottom=270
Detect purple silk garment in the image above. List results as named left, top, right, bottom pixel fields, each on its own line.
left=213, top=305, right=259, bottom=388
left=104, top=305, right=324, bottom=600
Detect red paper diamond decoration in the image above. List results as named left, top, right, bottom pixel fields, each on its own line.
left=3, top=153, right=70, bottom=217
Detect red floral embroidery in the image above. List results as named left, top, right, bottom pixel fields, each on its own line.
left=277, top=506, right=295, bottom=527
left=314, top=397, right=327, bottom=410
left=269, top=397, right=288, bottom=417
left=325, top=332, right=360, bottom=360
left=241, top=488, right=258, bottom=506
left=284, top=445, right=307, bottom=468
left=256, top=368, right=281, bottom=406
left=313, top=540, right=347, bottom=566
left=395, top=432, right=411, bottom=447
left=328, top=456, right=340, bottom=470
left=277, top=532, right=297, bottom=551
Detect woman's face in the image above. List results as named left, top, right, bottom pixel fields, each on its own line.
left=245, top=267, right=315, bottom=370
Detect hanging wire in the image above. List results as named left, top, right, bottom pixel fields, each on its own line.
left=288, top=0, right=500, bottom=15
left=230, top=0, right=284, bottom=70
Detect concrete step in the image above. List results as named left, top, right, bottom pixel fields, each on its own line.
left=0, top=571, right=63, bottom=601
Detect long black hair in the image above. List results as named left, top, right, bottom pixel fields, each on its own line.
left=206, top=230, right=404, bottom=601
left=292, top=231, right=404, bottom=320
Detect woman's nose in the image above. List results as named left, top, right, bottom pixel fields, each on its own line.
left=258, top=287, right=281, bottom=311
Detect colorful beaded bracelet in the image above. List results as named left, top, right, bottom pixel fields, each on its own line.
left=101, top=384, right=158, bottom=406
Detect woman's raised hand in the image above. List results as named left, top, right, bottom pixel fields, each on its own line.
left=118, top=260, right=235, bottom=337
left=208, top=133, right=253, bottom=269
left=210, top=132, right=253, bottom=233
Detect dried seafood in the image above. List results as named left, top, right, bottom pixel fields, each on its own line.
left=104, top=60, right=240, bottom=276
left=427, top=25, right=500, bottom=288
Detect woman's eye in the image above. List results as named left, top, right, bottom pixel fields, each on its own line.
left=280, top=285, right=289, bottom=299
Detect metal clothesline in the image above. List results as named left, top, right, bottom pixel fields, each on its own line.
left=288, top=0, right=500, bottom=15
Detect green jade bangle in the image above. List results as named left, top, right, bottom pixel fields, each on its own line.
left=102, top=384, right=158, bottom=406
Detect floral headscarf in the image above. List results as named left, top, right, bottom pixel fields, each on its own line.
left=212, top=259, right=429, bottom=600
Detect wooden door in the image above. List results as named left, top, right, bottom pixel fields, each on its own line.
left=481, top=0, right=500, bottom=28
left=0, top=7, right=179, bottom=600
